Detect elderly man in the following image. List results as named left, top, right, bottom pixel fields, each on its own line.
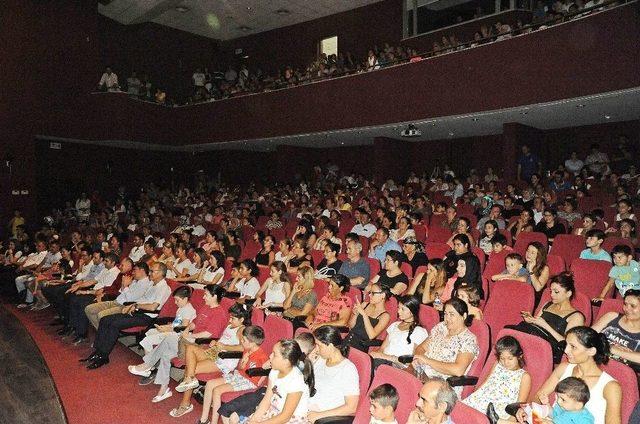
left=407, top=377, right=458, bottom=424
left=83, top=262, right=171, bottom=369
left=338, top=240, right=371, bottom=288
left=368, top=228, right=401, bottom=268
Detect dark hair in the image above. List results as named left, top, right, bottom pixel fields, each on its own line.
left=193, top=247, right=207, bottom=265
left=242, top=325, right=265, bottom=345
left=612, top=244, right=632, bottom=257
left=491, top=233, right=507, bottom=246
left=369, top=383, right=399, bottom=410
left=550, top=271, right=575, bottom=300
left=452, top=233, right=471, bottom=249
left=565, top=326, right=610, bottom=365
left=444, top=297, right=473, bottom=327
left=495, top=335, right=525, bottom=368
left=173, top=285, right=192, bottom=299
left=505, top=252, right=524, bottom=264
left=329, top=274, right=350, bottom=293
left=313, top=325, right=349, bottom=357
left=324, top=241, right=340, bottom=255
left=105, top=252, right=119, bottom=264
left=204, top=284, right=226, bottom=301
left=228, top=302, right=251, bottom=325
left=527, top=241, right=548, bottom=277
left=240, top=259, right=260, bottom=277
left=398, top=295, right=421, bottom=344
left=624, top=289, right=640, bottom=300
left=270, top=261, right=290, bottom=284
left=555, top=377, right=590, bottom=405
left=385, top=249, right=404, bottom=266
left=585, top=229, right=606, bottom=241
left=175, top=241, right=188, bottom=253
left=294, top=332, right=316, bottom=354
left=210, top=250, right=225, bottom=268
left=278, top=339, right=316, bottom=396
left=144, top=238, right=157, bottom=249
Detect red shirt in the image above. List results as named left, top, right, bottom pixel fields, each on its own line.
left=314, top=294, right=352, bottom=324
left=194, top=304, right=227, bottom=338
left=238, top=348, right=269, bottom=385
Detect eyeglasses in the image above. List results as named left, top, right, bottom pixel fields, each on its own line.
left=370, top=291, right=384, bottom=295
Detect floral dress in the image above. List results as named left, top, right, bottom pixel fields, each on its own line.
left=462, top=363, right=526, bottom=419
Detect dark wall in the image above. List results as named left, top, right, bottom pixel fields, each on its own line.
left=217, top=0, right=404, bottom=73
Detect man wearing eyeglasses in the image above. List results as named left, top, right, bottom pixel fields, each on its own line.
left=407, top=377, right=458, bottom=424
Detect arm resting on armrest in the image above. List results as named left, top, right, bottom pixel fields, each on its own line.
left=218, top=351, right=243, bottom=359
left=195, top=337, right=214, bottom=344
left=314, top=417, right=355, bottom=424
left=154, top=316, right=175, bottom=325
left=398, top=355, right=414, bottom=364
left=246, top=367, right=272, bottom=377
left=447, top=375, right=479, bottom=387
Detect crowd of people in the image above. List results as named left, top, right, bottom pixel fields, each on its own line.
left=1, top=136, right=639, bottom=423
left=96, top=0, right=619, bottom=106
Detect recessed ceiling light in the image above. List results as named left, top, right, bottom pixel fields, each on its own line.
left=448, top=132, right=454, bottom=137
left=238, top=25, right=252, bottom=32
left=175, top=6, right=189, bottom=13
left=520, top=111, right=528, bottom=115
left=246, top=6, right=252, bottom=10
left=576, top=104, right=585, bottom=108
left=472, top=117, right=479, bottom=122
left=275, top=9, right=291, bottom=15
left=431, top=123, right=436, bottom=126
left=604, top=115, right=611, bottom=119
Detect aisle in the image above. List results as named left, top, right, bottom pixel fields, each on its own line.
left=5, top=303, right=203, bottom=424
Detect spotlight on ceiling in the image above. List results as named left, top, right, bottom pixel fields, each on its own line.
left=604, top=115, right=611, bottom=119
left=576, top=104, right=585, bottom=108
left=401, top=124, right=421, bottom=137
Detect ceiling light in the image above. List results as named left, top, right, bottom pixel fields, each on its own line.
left=472, top=117, right=479, bottom=122
left=604, top=115, right=611, bottom=119
left=175, top=6, right=189, bottom=13
left=520, top=111, right=528, bottom=115
left=576, top=104, right=585, bottom=108
left=238, top=25, right=252, bottom=32
left=246, top=6, right=252, bottom=10
left=448, top=132, right=454, bottom=137
left=275, top=9, right=291, bottom=15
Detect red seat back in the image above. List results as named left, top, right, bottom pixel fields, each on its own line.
left=269, top=227, right=286, bottom=242
left=240, top=240, right=261, bottom=261
left=414, top=224, right=428, bottom=243
left=570, top=258, right=612, bottom=299
left=467, top=320, right=491, bottom=382
left=602, top=236, right=636, bottom=254
left=546, top=254, right=566, bottom=277
left=310, top=249, right=324, bottom=269
left=551, top=234, right=585, bottom=269
left=593, top=298, right=624, bottom=323
left=428, top=226, right=452, bottom=243
left=472, top=246, right=486, bottom=271
left=450, top=401, right=490, bottom=424
left=257, top=265, right=270, bottom=284
left=348, top=348, right=372, bottom=403
left=484, top=280, right=535, bottom=336
left=312, top=279, right=329, bottom=301
left=262, top=315, right=293, bottom=354
left=425, top=242, right=451, bottom=259
left=513, top=232, right=548, bottom=256
left=353, top=365, right=423, bottom=424
left=419, top=304, right=441, bottom=331
left=366, top=258, right=381, bottom=281
left=400, top=262, right=413, bottom=280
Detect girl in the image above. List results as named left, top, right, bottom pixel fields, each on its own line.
left=255, top=235, right=276, bottom=267
left=345, top=283, right=391, bottom=352
left=524, top=242, right=550, bottom=292
left=462, top=336, right=531, bottom=423
left=248, top=339, right=316, bottom=424
left=274, top=238, right=293, bottom=265
left=173, top=247, right=206, bottom=282
left=254, top=261, right=291, bottom=312
left=478, top=220, right=499, bottom=255
left=229, top=259, right=261, bottom=302
left=367, top=250, right=409, bottom=296
left=283, top=266, right=318, bottom=320
left=406, top=258, right=447, bottom=305
left=197, top=251, right=225, bottom=286
left=456, top=284, right=484, bottom=321
left=166, top=242, right=194, bottom=279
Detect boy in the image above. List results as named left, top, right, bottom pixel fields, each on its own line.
left=534, top=377, right=594, bottom=423
left=579, top=229, right=612, bottom=262
left=593, top=244, right=640, bottom=301
left=369, top=383, right=399, bottom=424
left=492, top=253, right=528, bottom=282
left=490, top=233, right=512, bottom=255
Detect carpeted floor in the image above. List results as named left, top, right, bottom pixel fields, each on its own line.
left=5, top=303, right=203, bottom=424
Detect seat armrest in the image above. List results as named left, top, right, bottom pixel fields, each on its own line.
left=267, top=306, right=285, bottom=313
left=314, top=416, right=354, bottom=424
left=154, top=316, right=175, bottom=325
left=195, top=337, right=214, bottom=344
left=218, top=351, right=243, bottom=359
left=224, top=291, right=241, bottom=299
left=335, top=326, right=350, bottom=333
left=246, top=367, right=272, bottom=377
left=590, top=299, right=602, bottom=306
left=173, top=326, right=186, bottom=333
left=361, top=339, right=383, bottom=348
left=447, top=375, right=479, bottom=387
left=398, top=355, right=414, bottom=364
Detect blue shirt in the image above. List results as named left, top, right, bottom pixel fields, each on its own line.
left=517, top=153, right=540, bottom=180
left=609, top=260, right=640, bottom=295
left=85, top=262, right=105, bottom=280
left=551, top=403, right=594, bottom=424
left=579, top=248, right=612, bottom=263
left=368, top=238, right=402, bottom=267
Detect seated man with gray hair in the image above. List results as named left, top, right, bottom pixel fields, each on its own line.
left=338, top=238, right=371, bottom=289
left=408, top=377, right=457, bottom=424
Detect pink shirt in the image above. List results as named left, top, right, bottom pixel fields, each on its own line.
left=441, top=276, right=458, bottom=302
left=314, top=294, right=352, bottom=324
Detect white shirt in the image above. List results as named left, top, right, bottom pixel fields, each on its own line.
left=137, top=279, right=172, bottom=317
left=351, top=223, right=377, bottom=238
left=128, top=245, right=145, bottom=262
left=168, top=258, right=194, bottom=279
left=237, top=277, right=260, bottom=298
left=268, top=367, right=309, bottom=418
left=98, top=72, right=119, bottom=90
left=21, top=251, right=48, bottom=268
left=192, top=72, right=206, bottom=86
left=92, top=266, right=121, bottom=290
left=383, top=322, right=429, bottom=357
left=565, top=158, right=584, bottom=174
left=309, top=358, right=359, bottom=412
left=174, top=303, right=197, bottom=327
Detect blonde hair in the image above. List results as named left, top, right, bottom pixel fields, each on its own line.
left=297, top=265, right=315, bottom=290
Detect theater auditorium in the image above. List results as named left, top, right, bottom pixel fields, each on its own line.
left=1, top=0, right=640, bottom=423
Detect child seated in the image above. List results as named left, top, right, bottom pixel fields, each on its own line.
left=492, top=253, right=528, bottom=282
left=579, top=229, right=612, bottom=263
left=522, top=377, right=594, bottom=424
left=593, top=244, right=640, bottom=301
left=490, top=234, right=513, bottom=255
left=139, top=286, right=196, bottom=353
left=455, top=284, right=484, bottom=320
left=193, top=325, right=269, bottom=424
left=369, top=383, right=399, bottom=424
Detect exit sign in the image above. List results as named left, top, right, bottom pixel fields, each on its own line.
left=49, top=142, right=62, bottom=150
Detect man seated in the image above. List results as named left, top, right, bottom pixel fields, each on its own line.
left=14, top=239, right=49, bottom=307
left=338, top=240, right=371, bottom=289
left=128, top=233, right=146, bottom=263
left=407, top=377, right=458, bottom=424
left=351, top=209, right=377, bottom=238
left=368, top=228, right=401, bottom=268
left=82, top=262, right=172, bottom=369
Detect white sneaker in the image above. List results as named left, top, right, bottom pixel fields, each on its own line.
left=127, top=365, right=151, bottom=377
left=152, top=388, right=173, bottom=403
left=175, top=378, right=199, bottom=393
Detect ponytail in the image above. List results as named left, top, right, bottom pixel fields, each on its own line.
left=278, top=339, right=316, bottom=396
left=566, top=326, right=611, bottom=365
left=301, top=356, right=316, bottom=397
left=313, top=326, right=350, bottom=358
left=398, top=295, right=421, bottom=344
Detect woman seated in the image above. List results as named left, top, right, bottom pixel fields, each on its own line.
left=219, top=263, right=242, bottom=291
left=462, top=336, right=531, bottom=422
left=455, top=284, right=484, bottom=321
left=140, top=239, right=159, bottom=266
left=274, top=238, right=292, bottom=265
left=515, top=327, right=622, bottom=424
left=283, top=265, right=318, bottom=321
left=306, top=274, right=352, bottom=331
left=508, top=272, right=584, bottom=363
left=307, top=326, right=360, bottom=423
left=166, top=242, right=195, bottom=280
left=253, top=261, right=291, bottom=312
left=447, top=217, right=476, bottom=248
left=168, top=302, right=250, bottom=418
left=369, top=295, right=429, bottom=368
left=366, top=250, right=409, bottom=296
left=441, top=254, right=482, bottom=303
left=174, top=248, right=207, bottom=283
left=128, top=285, right=228, bottom=404
left=507, top=209, right=535, bottom=242
left=406, top=258, right=447, bottom=305
left=314, top=241, right=343, bottom=279
left=228, top=259, right=261, bottom=302
left=478, top=220, right=499, bottom=256
left=254, top=235, right=275, bottom=267
left=413, top=297, right=480, bottom=396
left=156, top=241, right=176, bottom=265
left=287, top=238, right=314, bottom=273
left=195, top=251, right=225, bottom=287
left=524, top=242, right=550, bottom=293
left=224, top=231, right=242, bottom=263
left=592, top=289, right=640, bottom=369
left=573, top=213, right=597, bottom=236
left=390, top=216, right=416, bottom=242
left=265, top=211, right=284, bottom=230
left=344, top=283, right=391, bottom=352
left=402, top=237, right=429, bottom=275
